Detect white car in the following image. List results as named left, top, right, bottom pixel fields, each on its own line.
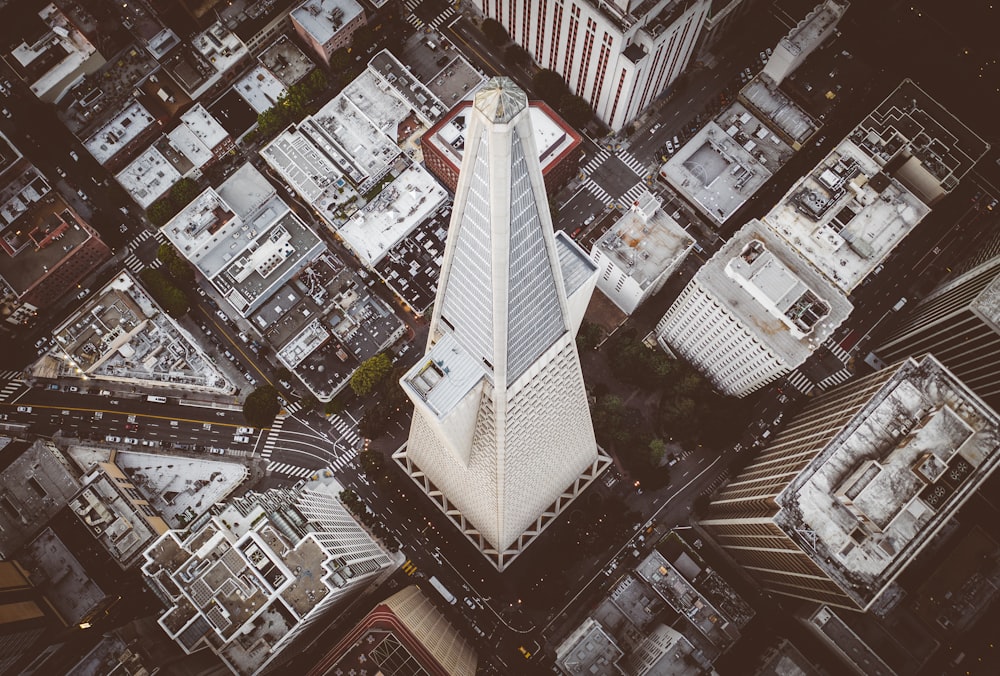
left=236, top=426, right=254, bottom=435
left=123, top=437, right=139, bottom=445
left=17, top=406, right=32, bottom=413
left=106, top=435, right=122, bottom=443
left=233, top=435, right=250, bottom=443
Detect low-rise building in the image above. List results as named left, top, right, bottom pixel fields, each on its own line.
left=6, top=3, right=106, bottom=103
left=160, top=164, right=326, bottom=318
left=590, top=191, right=694, bottom=314
left=763, top=0, right=849, bottom=87
left=160, top=22, right=249, bottom=101
left=43, top=271, right=235, bottom=393
left=70, top=461, right=170, bottom=569
left=142, top=476, right=394, bottom=675
left=291, top=0, right=366, bottom=66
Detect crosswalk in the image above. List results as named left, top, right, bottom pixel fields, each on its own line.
left=329, top=413, right=362, bottom=451
left=429, top=6, right=457, bottom=29
left=284, top=400, right=304, bottom=415
left=0, top=378, right=25, bottom=403
left=266, top=461, right=320, bottom=479
left=824, top=337, right=852, bottom=363
left=584, top=178, right=613, bottom=207
left=260, top=416, right=286, bottom=461
left=816, top=369, right=853, bottom=391
left=126, top=229, right=166, bottom=253
left=124, top=254, right=145, bottom=275
left=619, top=182, right=649, bottom=208
left=580, top=148, right=611, bottom=176
left=328, top=448, right=358, bottom=474
left=785, top=370, right=816, bottom=395
left=618, top=150, right=647, bottom=176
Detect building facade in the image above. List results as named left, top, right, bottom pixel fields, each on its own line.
left=395, top=78, right=609, bottom=571
left=309, top=585, right=478, bottom=676
left=700, top=355, right=1000, bottom=611
left=477, top=0, right=711, bottom=132
left=291, top=0, right=366, bottom=66
left=875, top=253, right=1000, bottom=410
left=654, top=219, right=851, bottom=397
left=142, top=477, right=393, bottom=675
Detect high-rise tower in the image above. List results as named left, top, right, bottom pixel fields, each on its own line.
left=395, top=78, right=609, bottom=571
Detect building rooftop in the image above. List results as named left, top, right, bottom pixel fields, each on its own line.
left=0, top=196, right=96, bottom=296
left=427, top=99, right=581, bottom=178
left=57, top=46, right=159, bottom=138
left=694, top=218, right=853, bottom=368
left=774, top=355, right=1000, bottom=610
left=234, top=64, right=287, bottom=114
left=0, top=440, right=80, bottom=557
left=217, top=0, right=300, bottom=48
left=801, top=605, right=894, bottom=676
left=291, top=0, right=365, bottom=46
left=593, top=192, right=694, bottom=289
left=0, top=162, right=49, bottom=232
left=179, top=103, right=230, bottom=152
left=0, top=132, right=22, bottom=177
left=20, top=527, right=106, bottom=625
left=420, top=52, right=487, bottom=109
left=46, top=272, right=235, bottom=393
left=83, top=100, right=156, bottom=166
left=555, top=617, right=624, bottom=676
left=367, top=49, right=447, bottom=125
left=374, top=203, right=451, bottom=315
left=403, top=332, right=488, bottom=419
left=116, top=146, right=182, bottom=208
left=163, top=23, right=247, bottom=99
left=257, top=35, right=314, bottom=86
left=776, top=0, right=848, bottom=60
left=764, top=137, right=930, bottom=293
left=338, top=163, right=448, bottom=266
left=208, top=87, right=259, bottom=138
left=635, top=550, right=744, bottom=654
left=70, top=466, right=169, bottom=568
left=740, top=78, right=818, bottom=146
left=661, top=111, right=790, bottom=226
left=10, top=3, right=105, bottom=103
left=754, top=638, right=824, bottom=676
left=341, top=69, right=414, bottom=136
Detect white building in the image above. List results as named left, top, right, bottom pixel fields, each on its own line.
left=762, top=0, right=848, bottom=87
left=590, top=190, right=694, bottom=314
left=478, top=0, right=711, bottom=132
left=395, top=79, right=610, bottom=571
left=159, top=164, right=326, bottom=317
left=142, top=476, right=393, bottom=675
left=655, top=219, right=853, bottom=397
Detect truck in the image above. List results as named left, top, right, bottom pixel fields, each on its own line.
left=147, top=395, right=167, bottom=403
left=428, top=576, right=456, bottom=605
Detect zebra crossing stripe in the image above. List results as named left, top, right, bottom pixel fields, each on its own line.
left=584, top=179, right=612, bottom=205
left=266, top=461, right=315, bottom=478
left=618, top=151, right=646, bottom=176
left=430, top=7, right=456, bottom=29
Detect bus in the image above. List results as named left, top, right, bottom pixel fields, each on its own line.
left=428, top=576, right=456, bottom=605
left=146, top=395, right=167, bottom=404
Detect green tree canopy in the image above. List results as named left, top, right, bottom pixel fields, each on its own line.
left=558, top=94, right=593, bottom=128
left=503, top=44, right=530, bottom=67
left=329, top=48, right=351, bottom=73
left=350, top=352, right=393, bottom=396
left=139, top=268, right=188, bottom=317
left=532, top=69, right=569, bottom=109
left=243, top=385, right=281, bottom=428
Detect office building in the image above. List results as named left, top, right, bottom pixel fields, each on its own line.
left=309, top=585, right=477, bottom=676
left=761, top=0, right=848, bottom=87
left=590, top=190, right=694, bottom=314
left=654, top=218, right=852, bottom=397
left=0, top=559, right=67, bottom=675
left=395, top=78, right=609, bottom=571
left=477, top=0, right=711, bottom=132
left=291, top=0, right=366, bottom=66
left=874, top=253, right=1000, bottom=410
left=142, top=477, right=393, bottom=675
left=700, top=355, right=1000, bottom=611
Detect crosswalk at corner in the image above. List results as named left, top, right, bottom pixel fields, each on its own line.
left=266, top=461, right=321, bottom=479
left=329, top=413, right=362, bottom=450
left=618, top=150, right=647, bottom=176
left=619, top=182, right=649, bottom=208
left=580, top=148, right=611, bottom=176
left=583, top=179, right=613, bottom=207
left=0, top=378, right=25, bottom=402
left=401, top=559, right=418, bottom=576
left=260, top=416, right=286, bottom=460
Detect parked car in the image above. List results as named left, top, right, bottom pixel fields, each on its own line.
left=106, top=435, right=122, bottom=443
left=233, top=435, right=250, bottom=443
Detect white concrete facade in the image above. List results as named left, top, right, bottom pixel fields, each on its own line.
left=478, top=0, right=711, bottom=132
left=396, top=79, right=608, bottom=571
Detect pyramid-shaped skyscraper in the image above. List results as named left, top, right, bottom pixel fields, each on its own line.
left=395, top=78, right=609, bottom=571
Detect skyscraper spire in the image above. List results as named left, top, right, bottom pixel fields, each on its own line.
left=395, top=78, right=609, bottom=571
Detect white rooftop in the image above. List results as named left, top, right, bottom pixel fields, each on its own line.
left=116, top=146, right=182, bottom=209
left=338, top=163, right=448, bottom=266
left=593, top=193, right=694, bottom=289
left=661, top=115, right=788, bottom=226
left=697, top=219, right=853, bottom=365
left=341, top=69, right=412, bottom=136
left=234, top=65, right=288, bottom=114
left=764, top=138, right=930, bottom=293
left=778, top=0, right=847, bottom=58
left=402, top=331, right=487, bottom=418
left=192, top=22, right=246, bottom=78
left=15, top=3, right=104, bottom=102
left=775, top=355, right=1000, bottom=609
left=166, top=124, right=214, bottom=170
left=179, top=103, right=229, bottom=151
left=291, top=0, right=364, bottom=45
left=740, top=79, right=818, bottom=146
left=83, top=100, right=156, bottom=165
